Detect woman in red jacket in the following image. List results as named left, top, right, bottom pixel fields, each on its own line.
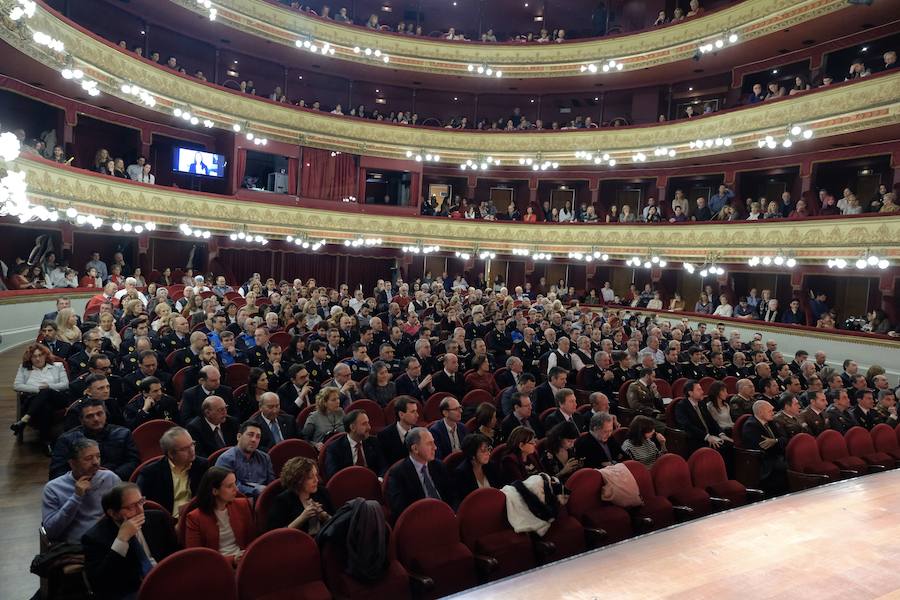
left=184, top=467, right=255, bottom=567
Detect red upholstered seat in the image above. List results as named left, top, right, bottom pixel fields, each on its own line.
left=623, top=460, right=674, bottom=529
left=542, top=507, right=587, bottom=560
left=565, top=468, right=632, bottom=543
left=458, top=488, right=536, bottom=580
left=424, top=393, right=450, bottom=422
left=871, top=424, right=900, bottom=461
left=321, top=537, right=410, bottom=600
left=254, top=479, right=284, bottom=529
left=786, top=433, right=840, bottom=478
left=462, top=389, right=494, bottom=410
left=236, top=529, right=331, bottom=600
left=346, top=399, right=387, bottom=431
left=172, top=366, right=192, bottom=399
left=269, top=439, right=318, bottom=475
left=651, top=454, right=711, bottom=517
left=688, top=447, right=750, bottom=506
left=392, top=499, right=476, bottom=599
left=326, top=465, right=385, bottom=508
left=139, top=547, right=236, bottom=600
left=132, top=419, right=177, bottom=462
left=817, top=430, right=868, bottom=473
left=224, top=363, right=251, bottom=388
left=844, top=427, right=895, bottom=470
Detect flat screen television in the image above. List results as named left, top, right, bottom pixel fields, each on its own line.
left=173, top=148, right=226, bottom=178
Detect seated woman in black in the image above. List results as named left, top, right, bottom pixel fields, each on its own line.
left=454, top=433, right=502, bottom=500
left=266, top=457, right=333, bottom=535
left=539, top=421, right=582, bottom=483
left=500, top=426, right=541, bottom=485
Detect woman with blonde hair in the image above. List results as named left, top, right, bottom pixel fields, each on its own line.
left=55, top=308, right=81, bottom=344
left=153, top=302, right=173, bottom=331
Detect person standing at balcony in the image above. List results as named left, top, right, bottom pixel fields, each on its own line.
left=747, top=83, right=766, bottom=104
left=881, top=50, right=897, bottom=71
left=671, top=189, right=689, bottom=218
left=126, top=157, right=146, bottom=180
left=708, top=185, right=734, bottom=217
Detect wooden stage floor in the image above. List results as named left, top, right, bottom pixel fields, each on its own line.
left=451, top=470, right=900, bottom=600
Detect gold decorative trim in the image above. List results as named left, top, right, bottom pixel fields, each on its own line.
left=15, top=158, right=900, bottom=262
left=3, top=7, right=899, bottom=164
left=169, top=0, right=848, bottom=77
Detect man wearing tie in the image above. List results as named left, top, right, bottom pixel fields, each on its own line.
left=428, top=396, right=468, bottom=459
left=386, top=427, right=455, bottom=520
left=675, top=380, right=732, bottom=456
left=186, top=396, right=239, bottom=457
left=250, top=392, right=297, bottom=452
left=377, top=395, right=421, bottom=465
left=82, top=483, right=178, bottom=599
left=394, top=357, right=433, bottom=402
left=500, top=392, right=543, bottom=440
left=431, top=353, right=467, bottom=400
left=324, top=409, right=386, bottom=479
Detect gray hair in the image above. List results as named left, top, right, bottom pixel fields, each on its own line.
left=589, top=412, right=614, bottom=431
left=333, top=363, right=351, bottom=376
left=505, top=356, right=522, bottom=368
left=752, top=400, right=770, bottom=417
left=70, top=437, right=99, bottom=460
left=159, top=426, right=190, bottom=454
left=404, top=426, right=429, bottom=452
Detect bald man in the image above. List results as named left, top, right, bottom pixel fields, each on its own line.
left=740, top=400, right=787, bottom=494
left=186, top=395, right=239, bottom=457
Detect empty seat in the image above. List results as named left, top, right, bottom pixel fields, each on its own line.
left=139, top=547, right=236, bottom=600
left=622, top=460, right=674, bottom=529
left=688, top=447, right=757, bottom=506
left=844, top=427, right=894, bottom=470
left=565, top=468, right=632, bottom=545
left=816, top=430, right=868, bottom=474
left=132, top=419, right=177, bottom=463
left=651, top=453, right=711, bottom=517
left=326, top=465, right=386, bottom=508
left=457, top=488, right=536, bottom=580
left=236, top=529, right=331, bottom=600
left=391, top=499, right=477, bottom=599
left=785, top=433, right=840, bottom=491
left=871, top=424, right=900, bottom=462
left=268, top=439, right=318, bottom=475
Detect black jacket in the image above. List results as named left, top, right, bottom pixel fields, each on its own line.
left=394, top=373, right=428, bottom=402
left=453, top=460, right=502, bottom=501
left=376, top=423, right=409, bottom=467
left=431, top=369, right=467, bottom=400
left=179, top=384, right=235, bottom=423
left=542, top=410, right=587, bottom=434
left=248, top=412, right=298, bottom=452
left=50, top=425, right=140, bottom=480
left=186, top=415, right=239, bottom=457
left=82, top=511, right=178, bottom=600
left=674, top=399, right=722, bottom=453
left=533, top=382, right=558, bottom=415
left=135, top=456, right=209, bottom=514
left=266, top=487, right=334, bottom=533
left=500, top=412, right=543, bottom=440
left=123, top=394, right=180, bottom=429
left=385, top=457, right=455, bottom=520
left=323, top=435, right=387, bottom=479
left=575, top=432, right=624, bottom=469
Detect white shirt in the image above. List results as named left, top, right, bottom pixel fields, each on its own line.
left=114, top=288, right=148, bottom=305
left=713, top=303, right=734, bottom=317
left=215, top=509, right=242, bottom=557
left=546, top=351, right=584, bottom=373
left=601, top=287, right=615, bottom=302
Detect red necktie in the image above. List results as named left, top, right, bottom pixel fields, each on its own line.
left=355, top=442, right=367, bottom=467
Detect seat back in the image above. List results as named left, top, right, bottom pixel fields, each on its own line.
left=665, top=398, right=682, bottom=428
left=176, top=497, right=200, bottom=547
left=565, top=468, right=604, bottom=522
left=732, top=414, right=752, bottom=449
left=346, top=399, right=387, bottom=431
left=224, top=363, right=251, bottom=388
left=723, top=376, right=738, bottom=394
left=129, top=456, right=161, bottom=483
left=206, top=446, right=231, bottom=465
left=391, top=499, right=465, bottom=568
left=139, top=547, right=236, bottom=600
left=623, top=460, right=657, bottom=499
left=132, top=419, right=177, bottom=463
left=236, top=529, right=323, bottom=600
left=844, top=426, right=877, bottom=457
left=443, top=450, right=466, bottom=472
left=671, top=378, right=689, bottom=400
left=650, top=453, right=693, bottom=498
left=617, top=380, right=634, bottom=400
left=172, top=366, right=192, bottom=399
left=786, top=433, right=823, bottom=470
left=254, top=479, right=284, bottom=532
left=269, top=331, right=291, bottom=351
left=268, top=439, right=318, bottom=476
left=817, top=429, right=850, bottom=462
left=462, top=389, right=494, bottom=409
left=489, top=443, right=507, bottom=464
left=457, top=488, right=514, bottom=550
left=295, top=405, right=315, bottom=429
left=326, top=465, right=385, bottom=507
left=687, top=447, right=729, bottom=489
left=654, top=379, right=672, bottom=398
left=424, top=393, right=450, bottom=422
left=872, top=423, right=900, bottom=454
left=319, top=433, right=348, bottom=481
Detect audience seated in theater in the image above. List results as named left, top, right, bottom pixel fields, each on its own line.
left=184, top=467, right=254, bottom=566
left=454, top=432, right=502, bottom=500
left=542, top=387, right=587, bottom=433
left=539, top=421, right=582, bottom=481
left=825, top=389, right=857, bottom=434
left=42, top=438, right=121, bottom=544
left=12, top=342, right=69, bottom=445
left=376, top=395, right=420, bottom=466
left=266, top=456, right=334, bottom=534
left=324, top=409, right=386, bottom=478
left=180, top=366, right=234, bottom=423
left=214, top=421, right=275, bottom=498
left=499, top=426, right=542, bottom=484
left=675, top=379, right=732, bottom=456
left=247, top=391, right=297, bottom=452
left=740, top=400, right=787, bottom=494
left=123, top=376, right=179, bottom=428
left=50, top=398, right=139, bottom=481
left=620, top=415, right=667, bottom=467
left=137, top=426, right=209, bottom=518
left=82, top=482, right=179, bottom=599
left=386, top=427, right=455, bottom=518
left=575, top=412, right=623, bottom=468
left=186, top=395, right=239, bottom=458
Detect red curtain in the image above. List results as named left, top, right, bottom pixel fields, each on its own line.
left=300, top=148, right=357, bottom=201
left=234, top=149, right=248, bottom=189
left=288, top=157, right=299, bottom=195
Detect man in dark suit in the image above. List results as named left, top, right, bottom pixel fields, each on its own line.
left=122, top=350, right=173, bottom=400
left=324, top=409, right=386, bottom=479
left=277, top=363, right=314, bottom=416
left=825, top=389, right=858, bottom=434
left=82, top=482, right=179, bottom=600
left=179, top=366, right=234, bottom=423
left=500, top=392, right=543, bottom=440
left=740, top=400, right=787, bottom=495
left=385, top=427, right=456, bottom=520
left=850, top=389, right=880, bottom=430
left=542, top=387, right=587, bottom=433
left=499, top=373, right=536, bottom=418
left=674, top=380, right=731, bottom=455
left=533, top=367, right=568, bottom=415
left=135, top=426, right=208, bottom=516
left=582, top=351, right=618, bottom=397
left=575, top=412, right=623, bottom=468
left=39, top=320, right=72, bottom=359
left=377, top=395, right=420, bottom=466
left=394, top=357, right=434, bottom=402
left=431, top=353, right=466, bottom=399
left=186, top=395, right=239, bottom=457
left=495, top=356, right=524, bottom=391
left=428, top=396, right=468, bottom=460
left=248, top=392, right=298, bottom=452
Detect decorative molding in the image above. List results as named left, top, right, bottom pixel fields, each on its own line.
left=169, top=0, right=848, bottom=77
left=15, top=158, right=900, bottom=261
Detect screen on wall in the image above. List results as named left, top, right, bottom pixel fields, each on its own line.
left=173, top=148, right=226, bottom=178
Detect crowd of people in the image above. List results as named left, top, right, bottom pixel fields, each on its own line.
left=20, top=258, right=899, bottom=596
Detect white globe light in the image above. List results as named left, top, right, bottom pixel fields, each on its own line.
left=762, top=256, right=772, bottom=265
left=790, top=126, right=801, bottom=136
left=802, top=130, right=813, bottom=139
left=855, top=259, right=867, bottom=269
left=773, top=256, right=784, bottom=266
left=867, top=255, right=879, bottom=266
left=878, top=259, right=889, bottom=269
left=786, top=258, right=797, bottom=268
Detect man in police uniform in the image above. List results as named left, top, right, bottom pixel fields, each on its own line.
left=729, top=378, right=757, bottom=422
left=68, top=329, right=117, bottom=378
left=377, top=343, right=401, bottom=377
left=123, top=376, right=180, bottom=428
left=824, top=389, right=857, bottom=434
left=512, top=327, right=542, bottom=377
left=706, top=352, right=728, bottom=380
left=305, top=341, right=333, bottom=391
left=655, top=346, right=682, bottom=384
left=123, top=350, right=173, bottom=399
left=485, top=317, right=511, bottom=365
left=344, top=342, right=372, bottom=382
left=245, top=326, right=271, bottom=368
left=171, top=331, right=208, bottom=371
left=259, top=344, right=287, bottom=391
left=755, top=377, right=783, bottom=410
left=160, top=316, right=191, bottom=352
left=773, top=393, right=805, bottom=439
left=680, top=346, right=707, bottom=381
left=799, top=390, right=830, bottom=436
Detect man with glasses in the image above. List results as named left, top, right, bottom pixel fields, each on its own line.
left=82, top=483, right=178, bottom=598
left=68, top=328, right=116, bottom=378
left=277, top=363, right=313, bottom=415
left=136, top=427, right=208, bottom=517
left=428, top=396, right=468, bottom=460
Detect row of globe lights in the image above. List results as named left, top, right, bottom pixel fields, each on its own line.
left=32, top=31, right=65, bottom=53
left=343, top=237, right=383, bottom=247
left=626, top=255, right=669, bottom=269
left=111, top=220, right=156, bottom=234
left=173, top=107, right=215, bottom=128
left=826, top=255, right=890, bottom=270
left=574, top=151, right=617, bottom=167
left=460, top=157, right=500, bottom=171
left=295, top=39, right=337, bottom=56
left=286, top=236, right=326, bottom=251
left=402, top=245, right=440, bottom=254
left=245, top=132, right=268, bottom=146
left=683, top=262, right=726, bottom=277
left=60, top=66, right=100, bottom=97
left=228, top=231, right=268, bottom=245
left=405, top=150, right=440, bottom=162
left=580, top=59, right=624, bottom=74
left=467, top=64, right=502, bottom=78
left=195, top=0, right=217, bottom=21
left=698, top=33, right=739, bottom=55
left=352, top=46, right=390, bottom=64
left=748, top=255, right=797, bottom=268
left=567, top=251, right=610, bottom=263
left=512, top=249, right=554, bottom=261
left=689, top=137, right=733, bottom=150
left=179, top=223, right=212, bottom=239
left=120, top=83, right=156, bottom=108
left=518, top=157, right=559, bottom=171
left=9, top=0, right=36, bottom=21
left=758, top=126, right=814, bottom=150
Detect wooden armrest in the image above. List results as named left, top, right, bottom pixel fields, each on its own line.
left=407, top=571, right=434, bottom=594
left=709, top=496, right=732, bottom=511
left=672, top=505, right=695, bottom=522
left=474, top=554, right=498, bottom=577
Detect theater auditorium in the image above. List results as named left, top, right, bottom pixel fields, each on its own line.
left=1, top=0, right=899, bottom=598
